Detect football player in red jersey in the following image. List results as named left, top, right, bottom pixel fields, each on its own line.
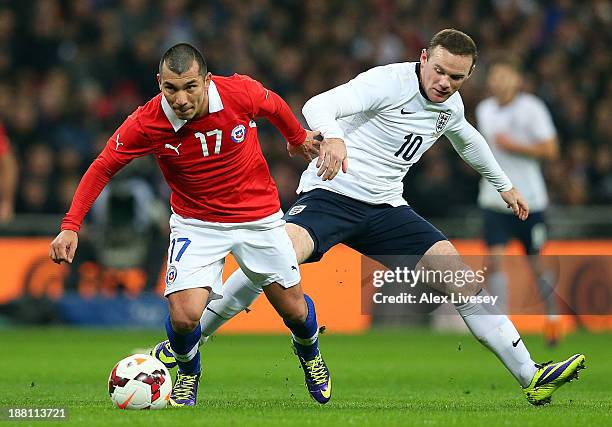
left=0, top=123, right=17, bottom=224
left=50, top=43, right=344, bottom=406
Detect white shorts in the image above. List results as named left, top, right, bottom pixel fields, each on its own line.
left=163, top=210, right=300, bottom=298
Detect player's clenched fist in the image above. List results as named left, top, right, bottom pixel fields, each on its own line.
left=287, top=130, right=322, bottom=162
left=49, top=230, right=79, bottom=264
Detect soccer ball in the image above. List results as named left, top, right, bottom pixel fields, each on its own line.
left=108, top=354, right=172, bottom=410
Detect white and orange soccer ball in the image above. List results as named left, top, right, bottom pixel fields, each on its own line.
left=108, top=354, right=172, bottom=410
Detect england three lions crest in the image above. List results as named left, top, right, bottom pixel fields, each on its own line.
left=435, top=111, right=452, bottom=133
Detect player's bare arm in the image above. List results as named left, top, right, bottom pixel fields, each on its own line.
left=316, top=137, right=348, bottom=181
left=500, top=187, right=529, bottom=221
left=287, top=129, right=322, bottom=162
left=49, top=229, right=79, bottom=264
left=0, top=151, right=17, bottom=223
left=495, top=134, right=559, bottom=160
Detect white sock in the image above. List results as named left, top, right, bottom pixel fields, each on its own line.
left=456, top=290, right=537, bottom=387
left=488, top=271, right=508, bottom=313
left=199, top=269, right=262, bottom=341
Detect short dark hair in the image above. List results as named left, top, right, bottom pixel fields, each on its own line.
left=488, top=53, right=523, bottom=73
left=159, top=43, right=207, bottom=77
left=427, top=29, right=478, bottom=73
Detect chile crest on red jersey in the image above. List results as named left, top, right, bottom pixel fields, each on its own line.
left=231, top=124, right=247, bottom=143
left=137, top=74, right=303, bottom=223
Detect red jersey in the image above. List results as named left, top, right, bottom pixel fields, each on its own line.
left=61, top=74, right=306, bottom=232
left=0, top=124, right=10, bottom=156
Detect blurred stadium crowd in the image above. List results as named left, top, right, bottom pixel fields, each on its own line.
left=0, top=0, right=610, bottom=221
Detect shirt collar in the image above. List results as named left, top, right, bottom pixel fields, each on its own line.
left=207, top=80, right=224, bottom=113
left=414, top=62, right=432, bottom=102
left=161, top=80, right=224, bottom=132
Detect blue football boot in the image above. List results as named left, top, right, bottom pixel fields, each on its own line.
left=169, top=372, right=200, bottom=407
left=294, top=346, right=332, bottom=404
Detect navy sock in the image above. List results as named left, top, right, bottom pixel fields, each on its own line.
left=284, top=294, right=319, bottom=359
left=165, top=315, right=201, bottom=374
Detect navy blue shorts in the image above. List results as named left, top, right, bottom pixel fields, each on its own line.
left=482, top=208, right=547, bottom=254
left=283, top=189, right=447, bottom=264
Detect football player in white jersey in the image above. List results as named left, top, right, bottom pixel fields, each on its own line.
left=476, top=56, right=561, bottom=346
left=152, top=29, right=584, bottom=405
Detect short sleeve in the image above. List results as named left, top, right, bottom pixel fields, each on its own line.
left=526, top=98, right=556, bottom=141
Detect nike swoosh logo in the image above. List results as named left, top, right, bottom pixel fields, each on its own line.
left=159, top=353, right=175, bottom=364
left=320, top=378, right=332, bottom=399
left=117, top=390, right=137, bottom=409
left=512, top=338, right=522, bottom=347
left=401, top=108, right=416, bottom=114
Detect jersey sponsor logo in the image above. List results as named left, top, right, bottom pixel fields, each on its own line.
left=165, top=143, right=182, bottom=155
left=165, top=265, right=177, bottom=286
left=231, top=124, right=246, bottom=143
left=288, top=204, right=306, bottom=215
left=435, top=111, right=452, bottom=133
left=400, top=108, right=416, bottom=115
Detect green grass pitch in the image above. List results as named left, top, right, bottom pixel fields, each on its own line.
left=0, top=328, right=610, bottom=426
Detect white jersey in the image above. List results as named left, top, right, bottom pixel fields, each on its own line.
left=299, top=62, right=512, bottom=206
left=476, top=93, right=556, bottom=212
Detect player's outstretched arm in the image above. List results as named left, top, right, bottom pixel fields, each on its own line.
left=495, top=134, right=559, bottom=160
left=447, top=119, right=515, bottom=196
left=49, top=230, right=78, bottom=264
left=500, top=187, right=529, bottom=221
left=51, top=130, right=139, bottom=265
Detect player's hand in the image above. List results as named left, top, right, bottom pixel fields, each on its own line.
left=317, top=137, right=348, bottom=181
left=49, top=230, right=79, bottom=264
left=287, top=130, right=321, bottom=162
left=500, top=187, right=529, bottom=221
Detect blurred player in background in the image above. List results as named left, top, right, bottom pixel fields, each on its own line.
left=154, top=29, right=585, bottom=406
left=0, top=122, right=17, bottom=224
left=476, top=57, right=561, bottom=346
left=50, top=43, right=334, bottom=406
